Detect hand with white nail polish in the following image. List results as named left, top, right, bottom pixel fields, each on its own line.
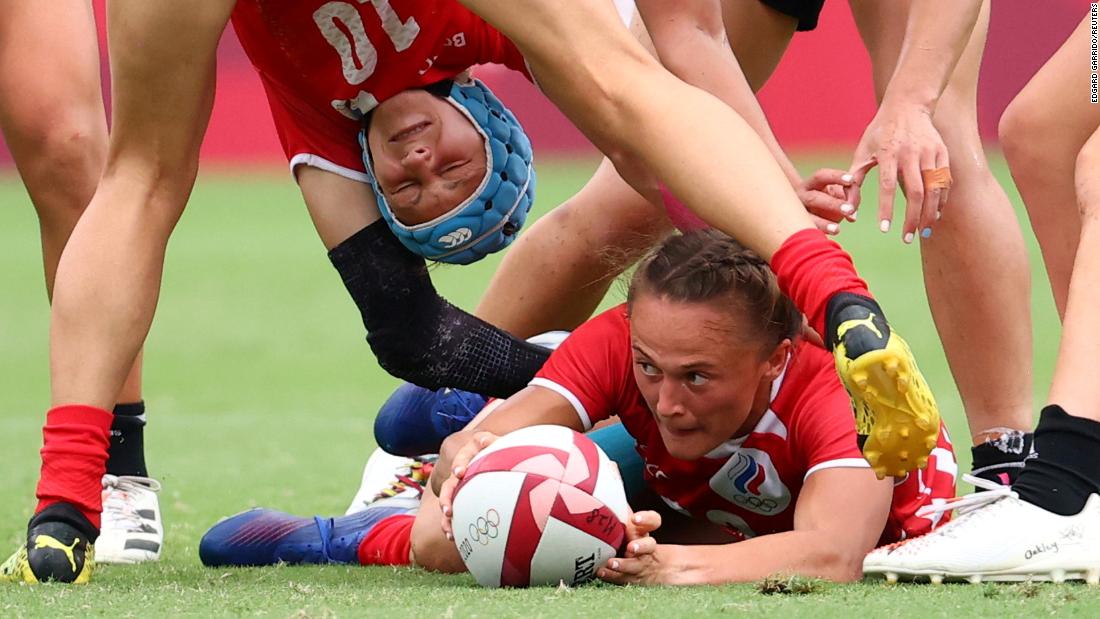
left=846, top=101, right=950, bottom=244
left=796, top=168, right=858, bottom=235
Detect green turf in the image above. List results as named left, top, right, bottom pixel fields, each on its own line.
left=0, top=155, right=1078, bottom=617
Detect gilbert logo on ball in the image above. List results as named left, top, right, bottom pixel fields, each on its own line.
left=450, top=425, right=630, bottom=587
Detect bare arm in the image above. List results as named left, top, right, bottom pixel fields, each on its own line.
left=624, top=1, right=854, bottom=232
left=457, top=0, right=813, bottom=260
left=848, top=0, right=983, bottom=240
left=884, top=0, right=984, bottom=113
left=599, top=467, right=891, bottom=584
left=432, top=386, right=584, bottom=496
left=635, top=0, right=801, bottom=187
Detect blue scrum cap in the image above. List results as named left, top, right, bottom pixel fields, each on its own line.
left=361, top=78, right=535, bottom=265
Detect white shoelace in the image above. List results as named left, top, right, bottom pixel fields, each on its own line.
left=915, top=474, right=1015, bottom=520
left=102, top=476, right=161, bottom=532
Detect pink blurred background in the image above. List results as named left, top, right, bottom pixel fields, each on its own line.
left=0, top=0, right=1090, bottom=167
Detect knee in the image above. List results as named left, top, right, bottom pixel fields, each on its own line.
left=15, top=113, right=105, bottom=214
left=1075, top=131, right=1100, bottom=218
left=998, top=94, right=1051, bottom=172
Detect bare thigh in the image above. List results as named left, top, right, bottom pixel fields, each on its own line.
left=722, top=0, right=798, bottom=91
left=0, top=0, right=106, bottom=170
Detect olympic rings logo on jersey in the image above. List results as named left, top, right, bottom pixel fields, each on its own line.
left=468, top=509, right=501, bottom=545
left=709, top=448, right=792, bottom=516
left=731, top=494, right=780, bottom=512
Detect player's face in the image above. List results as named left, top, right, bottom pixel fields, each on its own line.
left=366, top=90, right=488, bottom=226
left=629, top=293, right=788, bottom=461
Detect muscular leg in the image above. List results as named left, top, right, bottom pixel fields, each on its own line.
left=721, top=0, right=798, bottom=91
left=851, top=0, right=1033, bottom=439
left=0, top=0, right=143, bottom=404
left=458, top=0, right=814, bottom=259
left=1009, top=22, right=1100, bottom=519
left=999, top=17, right=1099, bottom=319
left=50, top=0, right=234, bottom=408
left=1049, top=128, right=1100, bottom=418
left=474, top=2, right=795, bottom=337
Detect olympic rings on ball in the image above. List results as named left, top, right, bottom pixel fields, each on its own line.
left=468, top=509, right=501, bottom=545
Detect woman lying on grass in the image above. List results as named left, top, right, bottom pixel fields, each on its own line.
left=200, top=229, right=956, bottom=584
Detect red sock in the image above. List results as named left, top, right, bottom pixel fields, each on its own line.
left=357, top=514, right=414, bottom=566
left=770, top=229, right=872, bottom=338
left=35, top=405, right=114, bottom=529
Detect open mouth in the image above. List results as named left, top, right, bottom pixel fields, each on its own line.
left=390, top=121, right=431, bottom=143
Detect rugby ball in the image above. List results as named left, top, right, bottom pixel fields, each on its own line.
left=450, top=425, right=630, bottom=587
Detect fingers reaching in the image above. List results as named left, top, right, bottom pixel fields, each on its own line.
left=844, top=158, right=877, bottom=209
left=438, top=431, right=499, bottom=540
left=875, top=154, right=898, bottom=236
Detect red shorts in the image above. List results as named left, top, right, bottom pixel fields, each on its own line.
left=259, top=75, right=370, bottom=183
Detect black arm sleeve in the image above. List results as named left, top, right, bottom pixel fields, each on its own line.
left=328, top=221, right=551, bottom=399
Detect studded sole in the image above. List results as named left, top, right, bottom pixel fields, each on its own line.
left=874, top=567, right=1100, bottom=585
left=841, top=346, right=940, bottom=479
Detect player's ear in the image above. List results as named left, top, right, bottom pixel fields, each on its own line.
left=761, top=338, right=791, bottom=381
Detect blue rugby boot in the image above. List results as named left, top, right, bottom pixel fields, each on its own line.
left=199, top=503, right=413, bottom=567
left=373, top=383, right=487, bottom=456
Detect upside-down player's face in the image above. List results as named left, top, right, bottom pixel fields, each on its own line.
left=628, top=293, right=789, bottom=461
left=366, top=90, right=488, bottom=226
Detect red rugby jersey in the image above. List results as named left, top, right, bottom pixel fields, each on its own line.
left=231, top=0, right=528, bottom=175
left=532, top=305, right=956, bottom=543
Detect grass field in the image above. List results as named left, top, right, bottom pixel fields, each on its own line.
left=0, top=155, right=1083, bottom=617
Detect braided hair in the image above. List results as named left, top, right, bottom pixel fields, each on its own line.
left=627, top=229, right=802, bottom=354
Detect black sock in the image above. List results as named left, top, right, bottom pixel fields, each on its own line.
left=1013, top=405, right=1100, bottom=515
left=970, top=430, right=1034, bottom=488
left=29, top=503, right=99, bottom=541
left=105, top=401, right=149, bottom=478
left=824, top=292, right=890, bottom=353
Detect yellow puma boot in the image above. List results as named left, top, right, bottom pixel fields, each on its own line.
left=1, top=504, right=96, bottom=584
left=828, top=293, right=940, bottom=479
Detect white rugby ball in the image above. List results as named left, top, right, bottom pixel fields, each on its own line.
left=450, top=425, right=630, bottom=587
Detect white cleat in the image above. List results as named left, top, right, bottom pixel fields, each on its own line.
left=345, top=448, right=435, bottom=515
left=864, top=475, right=1100, bottom=583
left=96, top=475, right=164, bottom=564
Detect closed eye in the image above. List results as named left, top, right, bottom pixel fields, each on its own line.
left=441, top=160, right=469, bottom=176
